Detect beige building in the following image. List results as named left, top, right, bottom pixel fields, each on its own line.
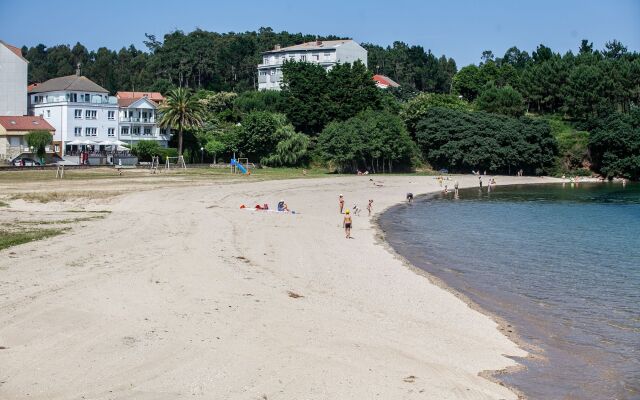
left=0, top=115, right=55, bottom=162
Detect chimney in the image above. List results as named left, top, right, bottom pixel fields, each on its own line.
left=316, top=40, right=323, bottom=46
left=76, top=63, right=81, bottom=76
left=274, top=44, right=281, bottom=50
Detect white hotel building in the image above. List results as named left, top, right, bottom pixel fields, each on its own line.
left=28, top=72, right=169, bottom=156
left=258, top=40, right=368, bottom=90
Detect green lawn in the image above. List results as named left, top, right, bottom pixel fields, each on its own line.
left=0, top=229, right=67, bottom=251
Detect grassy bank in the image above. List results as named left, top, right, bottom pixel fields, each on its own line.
left=0, top=229, right=68, bottom=251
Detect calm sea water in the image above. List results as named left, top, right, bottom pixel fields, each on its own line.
left=379, top=182, right=640, bottom=400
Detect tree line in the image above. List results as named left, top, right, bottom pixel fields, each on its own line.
left=20, top=27, right=456, bottom=95
left=19, top=30, right=640, bottom=179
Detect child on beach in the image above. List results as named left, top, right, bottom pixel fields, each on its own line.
left=339, top=194, right=345, bottom=214
left=406, top=193, right=414, bottom=202
left=352, top=204, right=361, bottom=216
left=367, top=199, right=373, bottom=216
left=343, top=210, right=353, bottom=239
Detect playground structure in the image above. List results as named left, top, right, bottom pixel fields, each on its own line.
left=231, top=158, right=250, bottom=175
left=165, top=155, right=186, bottom=171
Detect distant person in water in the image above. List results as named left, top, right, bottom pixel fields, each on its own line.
left=367, top=199, right=374, bottom=216
left=443, top=185, right=448, bottom=194
left=479, top=176, right=483, bottom=188
left=454, top=180, right=459, bottom=195
left=406, top=193, right=414, bottom=202
left=339, top=194, right=344, bottom=214
left=343, top=210, right=353, bottom=238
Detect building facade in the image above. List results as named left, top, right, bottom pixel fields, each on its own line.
left=28, top=72, right=119, bottom=156
left=257, top=40, right=368, bottom=90
left=117, top=94, right=170, bottom=147
left=0, top=115, right=55, bottom=161
left=0, top=40, right=28, bottom=116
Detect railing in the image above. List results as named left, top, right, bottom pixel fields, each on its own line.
left=31, top=96, right=118, bottom=105
left=119, top=117, right=156, bottom=123
left=9, top=145, right=56, bottom=153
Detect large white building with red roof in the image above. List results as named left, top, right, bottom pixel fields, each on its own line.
left=258, top=39, right=367, bottom=90
left=116, top=92, right=170, bottom=147
left=0, top=40, right=28, bottom=116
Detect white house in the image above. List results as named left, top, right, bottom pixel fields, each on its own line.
left=28, top=69, right=119, bottom=156
left=117, top=94, right=170, bottom=147
left=0, top=40, right=28, bottom=116
left=257, top=39, right=368, bottom=90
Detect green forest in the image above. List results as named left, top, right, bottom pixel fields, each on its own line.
left=19, top=28, right=640, bottom=179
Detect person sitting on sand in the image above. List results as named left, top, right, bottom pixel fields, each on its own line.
left=339, top=194, right=345, bottom=214
left=352, top=204, right=361, bottom=216
left=367, top=199, right=373, bottom=216
left=277, top=200, right=289, bottom=212
left=406, top=193, right=414, bottom=203
left=343, top=210, right=353, bottom=239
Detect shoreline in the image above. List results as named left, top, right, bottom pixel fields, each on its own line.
left=373, top=186, right=557, bottom=400
left=0, top=174, right=558, bottom=399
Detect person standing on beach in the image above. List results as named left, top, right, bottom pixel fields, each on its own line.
left=367, top=199, right=374, bottom=216
left=339, top=194, right=345, bottom=214
left=343, top=210, right=353, bottom=239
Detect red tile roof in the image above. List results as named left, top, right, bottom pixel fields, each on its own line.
left=0, top=116, right=55, bottom=132
left=117, top=91, right=165, bottom=102
left=0, top=40, right=27, bottom=62
left=373, top=74, right=400, bottom=88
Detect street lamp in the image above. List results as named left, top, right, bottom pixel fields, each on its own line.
left=200, top=147, right=204, bottom=164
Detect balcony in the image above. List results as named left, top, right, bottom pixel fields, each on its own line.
left=120, top=117, right=157, bottom=123
left=31, top=95, right=118, bottom=106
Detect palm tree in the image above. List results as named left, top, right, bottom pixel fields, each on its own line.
left=159, top=87, right=204, bottom=156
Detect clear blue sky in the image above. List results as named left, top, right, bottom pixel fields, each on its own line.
left=1, top=0, right=638, bottom=66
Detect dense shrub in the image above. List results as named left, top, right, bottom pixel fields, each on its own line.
left=414, top=107, right=557, bottom=174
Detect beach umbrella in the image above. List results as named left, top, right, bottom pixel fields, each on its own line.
left=68, top=139, right=83, bottom=145
left=112, top=140, right=127, bottom=146
left=98, top=140, right=114, bottom=146
left=116, top=145, right=129, bottom=151
left=82, top=139, right=97, bottom=145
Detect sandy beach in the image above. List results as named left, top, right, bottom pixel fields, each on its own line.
left=0, top=173, right=557, bottom=399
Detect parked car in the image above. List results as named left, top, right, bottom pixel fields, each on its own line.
left=439, top=168, right=449, bottom=174
left=12, top=157, right=42, bottom=166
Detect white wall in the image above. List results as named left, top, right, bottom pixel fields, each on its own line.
left=0, top=44, right=28, bottom=116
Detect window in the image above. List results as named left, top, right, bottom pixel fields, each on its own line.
left=74, top=109, right=82, bottom=119
left=263, top=57, right=268, bottom=64
left=108, top=128, right=115, bottom=137
left=33, top=95, right=44, bottom=104
left=85, top=110, right=97, bottom=119
left=46, top=110, right=51, bottom=118
left=144, top=127, right=152, bottom=135
left=74, top=127, right=82, bottom=137
left=121, top=127, right=129, bottom=136
left=312, top=53, right=319, bottom=61
left=260, top=71, right=267, bottom=76
left=132, top=127, right=140, bottom=135
left=67, top=93, right=77, bottom=102
left=85, top=127, right=97, bottom=136
left=300, top=55, right=306, bottom=61
left=107, top=111, right=115, bottom=120
left=83, top=93, right=90, bottom=102
left=324, top=52, right=331, bottom=57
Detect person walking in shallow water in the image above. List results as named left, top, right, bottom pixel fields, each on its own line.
left=343, top=210, right=353, bottom=238
left=338, top=194, right=344, bottom=214
left=479, top=176, right=483, bottom=189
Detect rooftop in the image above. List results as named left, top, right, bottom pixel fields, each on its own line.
left=117, top=91, right=164, bottom=102
left=28, top=75, right=109, bottom=94
left=264, top=40, right=355, bottom=54
left=0, top=115, right=55, bottom=132
left=373, top=74, right=400, bottom=88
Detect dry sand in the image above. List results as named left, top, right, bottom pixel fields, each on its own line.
left=0, top=174, right=558, bottom=399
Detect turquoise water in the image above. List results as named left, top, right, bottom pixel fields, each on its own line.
left=379, top=182, right=640, bottom=400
